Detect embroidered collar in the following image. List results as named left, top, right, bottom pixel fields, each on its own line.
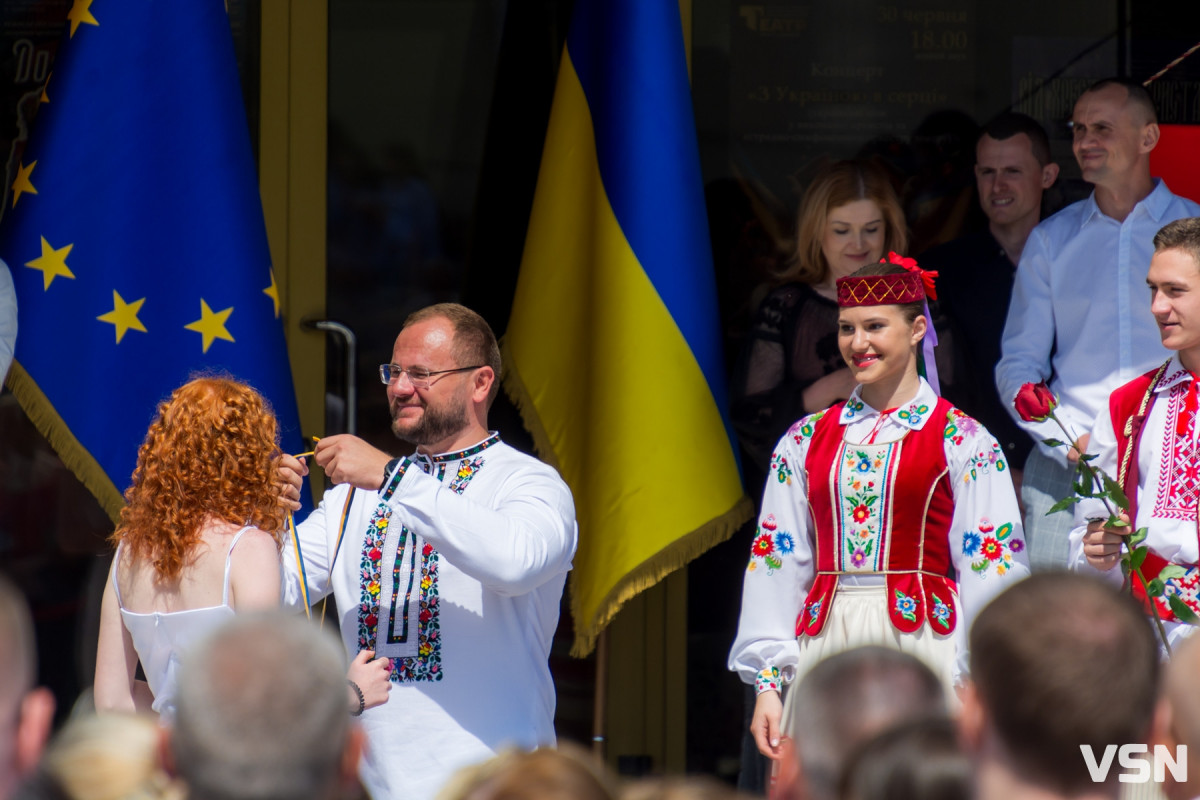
left=1155, top=355, right=1193, bottom=395
left=838, top=379, right=938, bottom=431
left=411, top=432, right=501, bottom=467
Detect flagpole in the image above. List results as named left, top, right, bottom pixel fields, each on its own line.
left=592, top=628, right=608, bottom=760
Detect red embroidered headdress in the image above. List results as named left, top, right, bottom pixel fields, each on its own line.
left=836, top=252, right=939, bottom=307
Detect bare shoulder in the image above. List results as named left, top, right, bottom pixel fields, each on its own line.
left=230, top=526, right=282, bottom=561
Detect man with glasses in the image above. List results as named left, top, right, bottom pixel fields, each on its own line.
left=281, top=303, right=578, bottom=800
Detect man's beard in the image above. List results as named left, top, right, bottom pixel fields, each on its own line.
left=391, top=395, right=469, bottom=448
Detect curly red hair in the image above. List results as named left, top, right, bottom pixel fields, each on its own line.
left=112, top=377, right=287, bottom=582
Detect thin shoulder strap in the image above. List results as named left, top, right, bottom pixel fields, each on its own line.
left=111, top=542, right=126, bottom=608
left=222, top=527, right=251, bottom=606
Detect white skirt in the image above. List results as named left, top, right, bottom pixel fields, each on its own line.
left=782, top=582, right=959, bottom=716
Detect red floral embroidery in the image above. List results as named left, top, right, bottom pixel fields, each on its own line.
left=752, top=533, right=775, bottom=557
left=1154, top=384, right=1200, bottom=520
left=981, top=537, right=1002, bottom=560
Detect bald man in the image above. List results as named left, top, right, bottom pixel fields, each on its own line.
left=997, top=78, right=1200, bottom=572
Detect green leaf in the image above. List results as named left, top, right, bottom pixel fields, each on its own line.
left=1120, top=559, right=1131, bottom=577
left=1147, top=578, right=1166, bottom=598
left=1168, top=595, right=1200, bottom=625
left=1046, top=496, right=1079, bottom=515
left=1129, top=527, right=1148, bottom=546
left=1102, top=474, right=1130, bottom=510
left=1106, top=515, right=1130, bottom=529
left=1129, top=547, right=1147, bottom=571
left=1080, top=453, right=1099, bottom=462
left=1159, top=565, right=1187, bottom=581
left=1042, top=438, right=1066, bottom=448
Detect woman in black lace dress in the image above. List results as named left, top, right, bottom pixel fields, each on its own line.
left=732, top=160, right=908, bottom=489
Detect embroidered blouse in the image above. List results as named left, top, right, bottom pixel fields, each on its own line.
left=283, top=433, right=578, bottom=800
left=1069, top=355, right=1200, bottom=650
left=728, top=379, right=1029, bottom=687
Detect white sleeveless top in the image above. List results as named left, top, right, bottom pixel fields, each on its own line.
left=113, top=527, right=248, bottom=721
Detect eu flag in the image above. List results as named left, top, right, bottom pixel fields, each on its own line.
left=503, top=0, right=753, bottom=656
left=0, top=2, right=306, bottom=521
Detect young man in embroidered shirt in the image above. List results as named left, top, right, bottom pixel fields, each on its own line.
left=997, top=79, right=1200, bottom=573
left=1073, top=217, right=1200, bottom=650
left=279, top=303, right=578, bottom=800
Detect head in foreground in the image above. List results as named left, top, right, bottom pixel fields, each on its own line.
left=962, top=572, right=1158, bottom=796
left=168, top=612, right=362, bottom=800
left=778, top=646, right=947, bottom=800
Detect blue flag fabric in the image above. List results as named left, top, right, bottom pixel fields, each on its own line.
left=0, top=2, right=306, bottom=521
left=503, top=0, right=752, bottom=655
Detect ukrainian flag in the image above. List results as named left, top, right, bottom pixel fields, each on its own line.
left=504, top=0, right=752, bottom=656
left=0, top=1, right=306, bottom=521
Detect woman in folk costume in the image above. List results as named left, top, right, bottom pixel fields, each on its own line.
left=728, top=255, right=1030, bottom=760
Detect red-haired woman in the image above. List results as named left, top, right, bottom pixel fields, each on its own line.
left=94, top=377, right=301, bottom=719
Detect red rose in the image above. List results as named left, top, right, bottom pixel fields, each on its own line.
left=1013, top=382, right=1058, bottom=422
left=368, top=548, right=382, bottom=561
left=366, top=613, right=378, bottom=627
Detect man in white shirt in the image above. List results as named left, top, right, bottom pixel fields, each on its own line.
left=281, top=303, right=578, bottom=800
left=997, top=78, right=1200, bottom=571
left=1072, top=217, right=1200, bottom=650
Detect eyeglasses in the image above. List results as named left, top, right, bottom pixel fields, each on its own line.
left=378, top=363, right=484, bottom=389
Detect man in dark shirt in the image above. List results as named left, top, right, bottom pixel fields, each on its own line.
left=921, top=113, right=1060, bottom=484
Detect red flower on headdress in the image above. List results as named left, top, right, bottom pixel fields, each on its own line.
left=882, top=251, right=939, bottom=301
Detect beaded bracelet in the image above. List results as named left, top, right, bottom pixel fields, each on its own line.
left=348, top=679, right=365, bottom=716
left=755, top=665, right=782, bottom=695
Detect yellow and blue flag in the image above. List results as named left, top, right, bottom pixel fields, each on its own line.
left=0, top=2, right=306, bottom=521
left=503, top=0, right=753, bottom=656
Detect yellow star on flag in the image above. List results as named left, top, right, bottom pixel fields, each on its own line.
left=67, top=0, right=99, bottom=37
left=97, top=291, right=147, bottom=343
left=25, top=236, right=74, bottom=290
left=11, top=161, right=36, bottom=208
left=40, top=73, right=51, bottom=104
left=263, top=269, right=280, bottom=318
left=184, top=299, right=235, bottom=353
